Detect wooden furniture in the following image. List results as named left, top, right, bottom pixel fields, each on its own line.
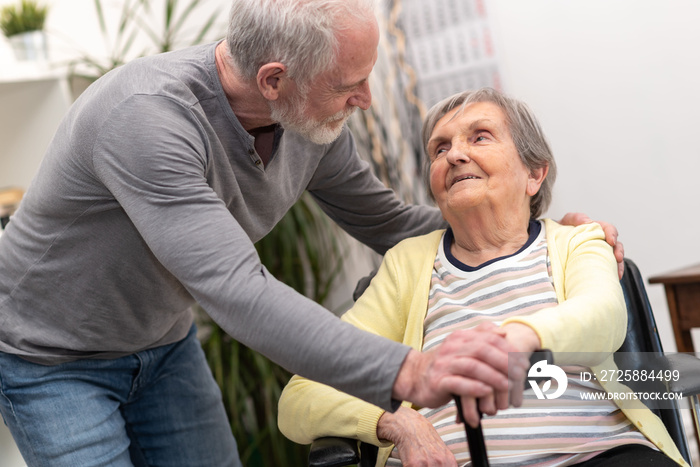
left=0, top=187, right=24, bottom=229
left=0, top=187, right=24, bottom=208
left=649, top=264, right=700, bottom=354
left=650, top=263, right=700, bottom=463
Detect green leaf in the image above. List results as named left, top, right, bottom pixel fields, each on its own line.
left=1, top=0, right=49, bottom=37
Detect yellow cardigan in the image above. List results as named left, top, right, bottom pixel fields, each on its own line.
left=278, top=220, right=687, bottom=467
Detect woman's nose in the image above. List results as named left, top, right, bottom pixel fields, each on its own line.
left=446, top=143, right=471, bottom=165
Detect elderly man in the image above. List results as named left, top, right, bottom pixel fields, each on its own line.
left=0, top=0, right=621, bottom=466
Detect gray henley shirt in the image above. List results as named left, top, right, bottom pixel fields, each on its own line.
left=0, top=42, right=443, bottom=410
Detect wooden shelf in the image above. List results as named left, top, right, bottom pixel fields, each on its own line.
left=0, top=60, right=67, bottom=83
left=649, top=265, right=700, bottom=354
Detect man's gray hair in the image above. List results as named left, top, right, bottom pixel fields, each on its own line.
left=225, top=0, right=376, bottom=89
left=422, top=87, right=557, bottom=219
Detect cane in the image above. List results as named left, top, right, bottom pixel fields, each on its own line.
left=454, top=349, right=554, bottom=467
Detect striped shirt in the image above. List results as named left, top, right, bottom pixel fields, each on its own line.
left=387, top=221, right=653, bottom=466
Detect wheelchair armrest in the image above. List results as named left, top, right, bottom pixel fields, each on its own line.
left=661, top=353, right=700, bottom=396
left=613, top=352, right=700, bottom=405
left=309, top=437, right=360, bottom=467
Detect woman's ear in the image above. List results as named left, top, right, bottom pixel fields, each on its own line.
left=526, top=164, right=549, bottom=196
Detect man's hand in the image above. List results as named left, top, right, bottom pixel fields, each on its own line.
left=377, top=407, right=457, bottom=467
left=391, top=323, right=530, bottom=428
left=559, top=212, right=625, bottom=278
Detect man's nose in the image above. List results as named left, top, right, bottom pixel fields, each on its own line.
left=348, top=81, right=372, bottom=110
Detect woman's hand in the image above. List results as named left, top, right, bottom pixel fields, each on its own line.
left=377, top=407, right=458, bottom=467
left=501, top=322, right=541, bottom=354
left=500, top=322, right=541, bottom=407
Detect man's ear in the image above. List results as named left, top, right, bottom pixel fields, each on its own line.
left=257, top=62, right=287, bottom=101
left=526, top=164, right=549, bottom=196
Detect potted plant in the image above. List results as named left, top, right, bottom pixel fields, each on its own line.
left=68, top=0, right=222, bottom=98
left=0, top=0, right=49, bottom=61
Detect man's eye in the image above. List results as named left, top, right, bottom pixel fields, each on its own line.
left=475, top=135, right=487, bottom=142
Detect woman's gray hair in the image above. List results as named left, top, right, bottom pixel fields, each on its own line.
left=225, top=0, right=376, bottom=90
left=422, top=87, right=557, bottom=219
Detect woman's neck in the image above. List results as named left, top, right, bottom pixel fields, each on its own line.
left=447, top=211, right=532, bottom=267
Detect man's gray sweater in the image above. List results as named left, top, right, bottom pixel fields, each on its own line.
left=0, top=43, right=442, bottom=409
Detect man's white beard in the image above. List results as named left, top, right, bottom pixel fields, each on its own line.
left=269, top=92, right=356, bottom=145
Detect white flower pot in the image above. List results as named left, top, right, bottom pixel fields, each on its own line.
left=8, top=30, right=48, bottom=61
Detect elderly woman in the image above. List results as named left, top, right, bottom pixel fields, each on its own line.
left=278, top=88, right=685, bottom=467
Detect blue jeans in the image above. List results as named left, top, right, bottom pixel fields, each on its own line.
left=0, top=325, right=241, bottom=467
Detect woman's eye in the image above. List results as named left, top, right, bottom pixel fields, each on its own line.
left=434, top=147, right=448, bottom=158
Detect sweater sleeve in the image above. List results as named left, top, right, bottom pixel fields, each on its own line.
left=279, top=243, right=419, bottom=446
left=502, top=221, right=627, bottom=367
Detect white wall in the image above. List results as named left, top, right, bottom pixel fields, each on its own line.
left=1, top=0, right=114, bottom=64
left=0, top=0, right=229, bottom=190
left=488, top=0, right=700, bottom=352
left=0, top=424, right=25, bottom=467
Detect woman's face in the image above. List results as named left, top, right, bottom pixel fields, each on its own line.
left=427, top=101, right=544, bottom=222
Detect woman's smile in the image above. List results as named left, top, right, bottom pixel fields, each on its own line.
left=449, top=173, right=482, bottom=190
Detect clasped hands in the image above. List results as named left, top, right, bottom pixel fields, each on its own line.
left=388, top=322, right=540, bottom=466
left=392, top=322, right=538, bottom=427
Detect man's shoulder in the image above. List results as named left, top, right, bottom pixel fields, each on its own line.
left=85, top=42, right=218, bottom=106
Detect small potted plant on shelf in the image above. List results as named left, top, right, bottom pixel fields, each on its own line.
left=0, top=0, right=50, bottom=61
